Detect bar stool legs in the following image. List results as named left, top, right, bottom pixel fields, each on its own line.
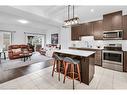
left=52, top=60, right=65, bottom=81
left=58, top=61, right=60, bottom=81
left=52, top=60, right=61, bottom=81
left=72, top=64, right=75, bottom=89
left=63, top=63, right=81, bottom=90
left=77, top=64, right=81, bottom=83
left=63, top=63, right=68, bottom=83
left=52, top=60, right=56, bottom=77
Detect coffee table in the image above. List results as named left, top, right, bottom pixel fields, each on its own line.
left=20, top=53, right=32, bottom=62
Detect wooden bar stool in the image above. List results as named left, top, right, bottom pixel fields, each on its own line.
left=52, top=53, right=65, bottom=81
left=63, top=57, right=81, bottom=89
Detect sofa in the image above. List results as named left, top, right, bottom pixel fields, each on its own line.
left=8, top=45, right=33, bottom=60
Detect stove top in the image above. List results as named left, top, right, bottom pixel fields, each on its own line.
left=104, top=44, right=122, bottom=51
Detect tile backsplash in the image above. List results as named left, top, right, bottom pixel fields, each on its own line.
left=70, top=36, right=127, bottom=51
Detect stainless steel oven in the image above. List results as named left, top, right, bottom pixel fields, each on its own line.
left=102, top=50, right=123, bottom=64
left=102, top=44, right=123, bottom=71
left=103, top=30, right=123, bottom=40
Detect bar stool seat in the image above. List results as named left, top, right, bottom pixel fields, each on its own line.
left=52, top=53, right=65, bottom=81
left=63, top=57, right=80, bottom=64
left=63, top=57, right=81, bottom=89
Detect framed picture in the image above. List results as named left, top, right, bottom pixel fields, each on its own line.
left=51, top=33, right=58, bottom=45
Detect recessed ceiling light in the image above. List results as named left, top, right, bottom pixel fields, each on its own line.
left=18, top=19, right=29, bottom=24
left=90, top=9, right=94, bottom=12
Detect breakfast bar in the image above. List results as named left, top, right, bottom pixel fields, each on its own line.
left=54, top=49, right=96, bottom=85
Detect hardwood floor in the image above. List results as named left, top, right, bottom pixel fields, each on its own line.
left=0, top=59, right=52, bottom=84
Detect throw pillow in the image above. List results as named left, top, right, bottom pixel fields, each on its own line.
left=12, top=48, right=21, bottom=53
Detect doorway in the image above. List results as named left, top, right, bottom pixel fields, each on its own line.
left=26, top=33, right=46, bottom=52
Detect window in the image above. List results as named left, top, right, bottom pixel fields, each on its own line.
left=0, top=31, right=12, bottom=51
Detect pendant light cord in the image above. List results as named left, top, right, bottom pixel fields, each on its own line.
left=68, top=5, right=70, bottom=20
left=73, top=5, right=74, bottom=18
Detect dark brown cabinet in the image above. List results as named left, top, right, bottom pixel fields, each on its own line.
left=71, top=11, right=123, bottom=41
left=71, top=25, right=82, bottom=41
left=95, top=50, right=102, bottom=66
left=103, top=14, right=112, bottom=31
left=122, top=15, right=127, bottom=40
left=124, top=51, right=127, bottom=72
left=81, top=22, right=93, bottom=36
left=85, top=22, right=93, bottom=36
left=93, top=20, right=103, bottom=40
left=103, top=11, right=122, bottom=31
left=81, top=23, right=87, bottom=36
left=69, top=47, right=102, bottom=66
left=71, top=22, right=93, bottom=41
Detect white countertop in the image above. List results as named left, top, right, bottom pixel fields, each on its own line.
left=54, top=49, right=95, bottom=57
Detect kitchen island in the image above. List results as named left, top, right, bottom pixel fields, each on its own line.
left=54, top=49, right=96, bottom=85
left=69, top=47, right=103, bottom=66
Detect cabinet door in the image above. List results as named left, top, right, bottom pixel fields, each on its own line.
left=95, top=50, right=102, bottom=66
left=81, top=23, right=87, bottom=36
left=103, top=14, right=112, bottom=31
left=81, top=22, right=93, bottom=36
left=124, top=51, right=127, bottom=72
left=86, top=22, right=93, bottom=36
left=103, top=11, right=122, bottom=31
left=71, top=25, right=81, bottom=41
left=122, top=15, right=127, bottom=40
left=93, top=20, right=103, bottom=40
left=111, top=11, right=122, bottom=30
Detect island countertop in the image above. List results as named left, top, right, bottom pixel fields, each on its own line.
left=69, top=47, right=103, bottom=51
left=54, top=49, right=95, bottom=57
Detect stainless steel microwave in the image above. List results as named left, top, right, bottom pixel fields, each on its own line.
left=103, top=30, right=123, bottom=40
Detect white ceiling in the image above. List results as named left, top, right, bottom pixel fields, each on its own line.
left=12, top=6, right=127, bottom=22
left=0, top=6, right=127, bottom=31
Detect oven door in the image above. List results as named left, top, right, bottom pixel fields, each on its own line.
left=102, top=50, right=123, bottom=65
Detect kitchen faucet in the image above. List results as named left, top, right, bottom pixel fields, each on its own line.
left=85, top=41, right=89, bottom=48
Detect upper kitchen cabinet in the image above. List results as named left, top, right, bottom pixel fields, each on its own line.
left=80, top=23, right=87, bottom=36
left=122, top=15, right=127, bottom=40
left=93, top=20, right=103, bottom=40
left=103, top=11, right=122, bottom=31
left=71, top=25, right=82, bottom=41
left=81, top=22, right=93, bottom=36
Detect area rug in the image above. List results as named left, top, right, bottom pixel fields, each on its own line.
left=1, top=53, right=53, bottom=71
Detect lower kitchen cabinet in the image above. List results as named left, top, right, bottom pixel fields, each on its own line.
left=69, top=47, right=102, bottom=66
left=95, top=50, right=102, bottom=66
left=124, top=51, right=127, bottom=72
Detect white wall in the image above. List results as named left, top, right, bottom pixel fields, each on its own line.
left=46, top=28, right=60, bottom=44
left=60, top=27, right=71, bottom=49
left=0, top=23, right=46, bottom=44
left=45, top=27, right=71, bottom=49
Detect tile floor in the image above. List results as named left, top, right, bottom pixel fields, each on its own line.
left=0, top=66, right=127, bottom=89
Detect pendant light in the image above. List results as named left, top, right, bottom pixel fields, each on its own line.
left=64, top=5, right=79, bottom=27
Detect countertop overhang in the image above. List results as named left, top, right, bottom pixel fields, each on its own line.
left=69, top=47, right=103, bottom=51
left=54, top=49, right=95, bottom=57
